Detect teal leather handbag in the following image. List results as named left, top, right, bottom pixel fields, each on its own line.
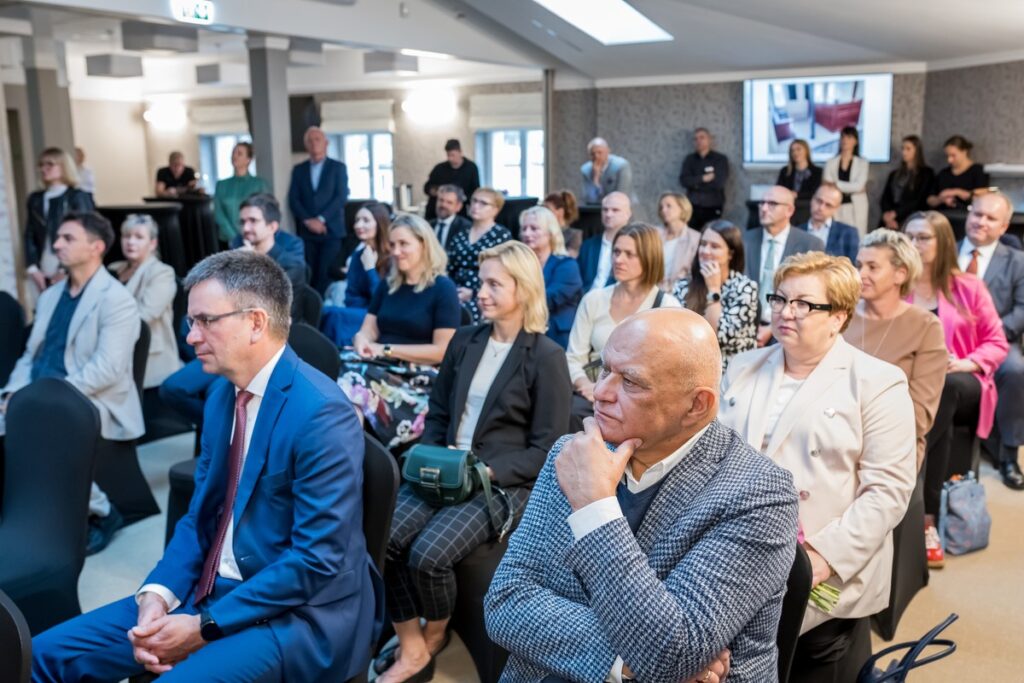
left=401, top=444, right=513, bottom=540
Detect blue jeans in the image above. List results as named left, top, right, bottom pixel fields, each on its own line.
left=158, top=358, right=217, bottom=426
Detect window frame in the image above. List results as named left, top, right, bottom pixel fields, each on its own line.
left=475, top=127, right=545, bottom=198
left=325, top=130, right=394, bottom=202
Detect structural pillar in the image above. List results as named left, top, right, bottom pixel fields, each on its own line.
left=22, top=10, right=74, bottom=163
left=246, top=34, right=292, bottom=222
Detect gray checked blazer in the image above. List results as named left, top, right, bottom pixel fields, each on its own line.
left=485, top=420, right=799, bottom=683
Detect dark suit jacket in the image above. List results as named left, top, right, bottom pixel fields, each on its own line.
left=288, top=158, right=349, bottom=241
left=150, top=346, right=382, bottom=682
left=880, top=167, right=934, bottom=224
left=576, top=235, right=615, bottom=292
left=969, top=240, right=1024, bottom=343
left=776, top=164, right=823, bottom=201
left=24, top=187, right=94, bottom=268
left=421, top=324, right=572, bottom=488
left=431, top=214, right=471, bottom=252
left=743, top=226, right=826, bottom=282
left=796, top=220, right=860, bottom=263
left=543, top=255, right=583, bottom=348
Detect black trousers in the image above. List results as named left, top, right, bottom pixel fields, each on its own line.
left=790, top=617, right=872, bottom=683
left=923, top=372, right=981, bottom=517
left=690, top=205, right=723, bottom=231
left=303, top=237, right=342, bottom=296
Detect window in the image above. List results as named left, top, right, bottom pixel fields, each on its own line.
left=198, top=133, right=254, bottom=194
left=475, top=128, right=545, bottom=198
left=326, top=132, right=394, bottom=203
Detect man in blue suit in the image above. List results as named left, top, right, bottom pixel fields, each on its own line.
left=32, top=251, right=382, bottom=682
left=796, top=183, right=861, bottom=264
left=288, top=126, right=349, bottom=295
left=577, top=191, right=632, bottom=292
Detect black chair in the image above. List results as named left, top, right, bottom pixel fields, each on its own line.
left=0, top=588, right=31, bottom=683
left=873, top=469, right=928, bottom=641
left=294, top=283, right=324, bottom=327
left=451, top=541, right=512, bottom=683
left=0, top=292, right=26, bottom=387
left=171, top=277, right=191, bottom=362
left=289, top=322, right=341, bottom=380
left=0, top=379, right=100, bottom=634
left=777, top=544, right=813, bottom=683
left=133, top=321, right=151, bottom=403
left=495, top=196, right=539, bottom=239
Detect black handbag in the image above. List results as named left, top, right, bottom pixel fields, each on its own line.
left=857, top=613, right=958, bottom=682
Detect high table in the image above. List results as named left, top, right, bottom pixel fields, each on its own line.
left=98, top=203, right=187, bottom=276
left=144, top=195, right=219, bottom=272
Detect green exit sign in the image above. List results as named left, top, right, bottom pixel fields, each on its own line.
left=172, top=0, right=215, bottom=25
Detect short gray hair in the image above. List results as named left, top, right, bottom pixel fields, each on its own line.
left=860, top=229, right=922, bottom=297
left=121, top=213, right=159, bottom=241
left=183, top=251, right=292, bottom=339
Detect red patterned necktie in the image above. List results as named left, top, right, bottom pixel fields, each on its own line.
left=194, top=390, right=254, bottom=605
left=966, top=249, right=979, bottom=275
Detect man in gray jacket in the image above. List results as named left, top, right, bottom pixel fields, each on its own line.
left=486, top=308, right=799, bottom=683
left=580, top=138, right=635, bottom=205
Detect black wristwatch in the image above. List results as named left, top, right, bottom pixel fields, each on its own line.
left=199, top=607, right=224, bottom=641
left=706, top=291, right=722, bottom=305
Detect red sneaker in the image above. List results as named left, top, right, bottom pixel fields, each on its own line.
left=925, top=525, right=944, bottom=568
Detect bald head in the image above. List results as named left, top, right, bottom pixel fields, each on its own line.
left=611, top=308, right=722, bottom=392
left=601, top=191, right=632, bottom=233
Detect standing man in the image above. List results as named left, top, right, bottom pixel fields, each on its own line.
left=423, top=139, right=480, bottom=221
left=577, top=191, right=632, bottom=292
left=960, top=193, right=1024, bottom=489
left=288, top=126, right=349, bottom=295
left=32, top=250, right=383, bottom=682
left=580, top=137, right=634, bottom=206
left=679, top=128, right=729, bottom=229
left=430, top=184, right=471, bottom=253
left=743, top=186, right=824, bottom=346
left=796, top=183, right=860, bottom=263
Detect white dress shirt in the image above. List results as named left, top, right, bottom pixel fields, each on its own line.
left=759, top=226, right=791, bottom=323
left=958, top=239, right=998, bottom=280
left=807, top=218, right=832, bottom=250
left=138, top=344, right=287, bottom=611
left=435, top=216, right=454, bottom=247
left=309, top=158, right=326, bottom=192
left=592, top=237, right=613, bottom=291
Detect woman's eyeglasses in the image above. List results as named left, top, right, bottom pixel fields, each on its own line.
left=766, top=293, right=833, bottom=318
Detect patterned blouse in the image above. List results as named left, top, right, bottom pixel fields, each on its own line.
left=673, top=271, right=759, bottom=369
left=447, top=223, right=513, bottom=322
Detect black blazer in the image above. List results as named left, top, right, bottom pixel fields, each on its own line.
left=431, top=214, right=471, bottom=252
left=577, top=234, right=615, bottom=292
left=421, top=324, right=572, bottom=488
left=24, top=187, right=94, bottom=268
left=880, top=166, right=934, bottom=225
left=775, top=164, right=823, bottom=201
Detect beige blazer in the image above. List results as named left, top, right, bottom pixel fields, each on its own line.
left=719, top=336, right=916, bottom=632
left=110, top=257, right=182, bottom=388
left=823, top=156, right=870, bottom=235
left=3, top=267, right=144, bottom=441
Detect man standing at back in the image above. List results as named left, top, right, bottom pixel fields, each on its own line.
left=577, top=191, right=631, bottom=292
left=679, top=128, right=730, bottom=229
left=32, top=250, right=382, bottom=682
left=288, top=126, right=349, bottom=295
left=423, top=139, right=480, bottom=221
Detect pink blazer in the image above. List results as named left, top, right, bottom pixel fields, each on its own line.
left=910, top=273, right=1008, bottom=437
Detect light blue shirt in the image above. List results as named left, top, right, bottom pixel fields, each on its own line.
left=309, top=158, right=326, bottom=192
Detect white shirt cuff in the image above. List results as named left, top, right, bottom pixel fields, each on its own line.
left=567, top=496, right=623, bottom=541
left=606, top=656, right=625, bottom=683
left=136, top=584, right=181, bottom=612
left=26, top=265, right=39, bottom=274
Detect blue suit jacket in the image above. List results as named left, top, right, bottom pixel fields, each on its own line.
left=543, top=255, right=583, bottom=348
left=796, top=220, right=860, bottom=264
left=577, top=235, right=615, bottom=293
left=486, top=420, right=799, bottom=682
left=147, top=346, right=383, bottom=682
left=288, top=158, right=349, bottom=240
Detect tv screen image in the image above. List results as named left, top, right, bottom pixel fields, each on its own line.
left=744, top=73, right=893, bottom=164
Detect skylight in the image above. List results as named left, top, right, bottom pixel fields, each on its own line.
left=533, top=0, right=673, bottom=46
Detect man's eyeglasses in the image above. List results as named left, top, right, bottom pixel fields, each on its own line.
left=759, top=199, right=791, bottom=209
left=766, top=293, right=833, bottom=318
left=185, top=308, right=258, bottom=331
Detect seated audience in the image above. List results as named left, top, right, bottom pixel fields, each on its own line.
left=797, top=183, right=860, bottom=263
left=543, top=189, right=582, bottom=257
left=580, top=137, right=634, bottom=205
left=519, top=206, right=583, bottom=349
left=961, top=193, right=1024, bottom=490
left=109, top=214, right=183, bottom=388
left=376, top=241, right=572, bottom=683
left=721, top=252, right=916, bottom=681
left=24, top=147, right=95, bottom=297
left=341, top=214, right=460, bottom=447
left=880, top=135, right=934, bottom=229
left=744, top=186, right=825, bottom=346
left=823, top=126, right=870, bottom=235
left=904, top=211, right=1008, bottom=567
left=577, top=191, right=632, bottom=293
left=74, top=147, right=96, bottom=195
left=927, top=135, right=990, bottom=211
left=567, top=224, right=680, bottom=409
left=430, top=184, right=470, bottom=252
left=486, top=308, right=799, bottom=683
left=673, top=219, right=758, bottom=368
left=657, top=191, right=701, bottom=286
left=844, top=229, right=947, bottom=471
left=448, top=187, right=513, bottom=322
left=213, top=142, right=269, bottom=244
left=32, top=250, right=381, bottom=682
left=2, top=212, right=143, bottom=554
left=679, top=127, right=730, bottom=229
left=776, top=139, right=822, bottom=201
left=423, top=138, right=480, bottom=221
left=320, top=202, right=390, bottom=346
left=154, top=151, right=197, bottom=198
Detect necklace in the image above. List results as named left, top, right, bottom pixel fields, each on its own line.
left=861, top=313, right=898, bottom=358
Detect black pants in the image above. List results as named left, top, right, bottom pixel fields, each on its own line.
left=303, top=237, right=343, bottom=296
left=923, top=372, right=981, bottom=517
left=790, top=617, right=872, bottom=683
left=690, top=205, right=723, bottom=231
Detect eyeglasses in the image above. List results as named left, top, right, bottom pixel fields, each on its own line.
left=766, top=293, right=833, bottom=318
left=185, top=308, right=258, bottom=330
left=759, top=199, right=791, bottom=209
left=470, top=198, right=493, bottom=207
left=907, top=234, right=935, bottom=244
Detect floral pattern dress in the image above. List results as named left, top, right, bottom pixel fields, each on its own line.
left=673, top=271, right=759, bottom=369
left=447, top=223, right=512, bottom=322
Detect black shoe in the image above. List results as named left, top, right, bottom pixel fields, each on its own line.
left=86, top=505, right=124, bottom=555
left=1000, top=461, right=1024, bottom=491
left=398, top=657, right=435, bottom=683
left=374, top=632, right=450, bottom=675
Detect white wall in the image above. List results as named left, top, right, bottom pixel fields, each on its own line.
left=70, top=99, right=150, bottom=203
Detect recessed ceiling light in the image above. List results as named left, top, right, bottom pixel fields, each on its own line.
left=533, top=0, right=672, bottom=46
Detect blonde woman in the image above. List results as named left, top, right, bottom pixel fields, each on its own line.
left=657, top=191, right=701, bottom=285
left=375, top=241, right=572, bottom=683
left=519, top=205, right=583, bottom=348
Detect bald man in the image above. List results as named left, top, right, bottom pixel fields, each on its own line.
left=577, top=191, right=632, bottom=292
left=486, top=309, right=799, bottom=683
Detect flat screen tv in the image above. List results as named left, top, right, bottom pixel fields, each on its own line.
left=743, top=73, right=893, bottom=164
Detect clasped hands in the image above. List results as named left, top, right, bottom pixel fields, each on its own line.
left=128, top=593, right=206, bottom=674
left=304, top=217, right=327, bottom=235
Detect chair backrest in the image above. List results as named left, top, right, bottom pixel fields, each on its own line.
left=133, top=320, right=151, bottom=401
left=0, top=292, right=26, bottom=387
left=777, top=544, right=813, bottom=683
left=289, top=322, right=341, bottom=380
left=0, top=589, right=31, bottom=683
left=295, top=283, right=324, bottom=327
left=362, top=433, right=399, bottom=573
